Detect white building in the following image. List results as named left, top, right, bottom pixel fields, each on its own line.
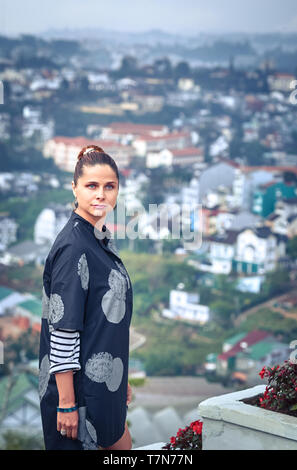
left=199, top=226, right=286, bottom=275
left=34, top=206, right=70, bottom=246
left=100, top=122, right=169, bottom=145
left=0, top=215, right=18, bottom=251
left=43, top=136, right=133, bottom=172
left=146, top=147, right=204, bottom=169
left=162, top=289, right=210, bottom=324
left=132, top=131, right=192, bottom=157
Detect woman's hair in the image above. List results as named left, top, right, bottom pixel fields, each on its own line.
left=73, top=145, right=120, bottom=187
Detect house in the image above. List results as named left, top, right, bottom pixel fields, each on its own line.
left=216, top=329, right=290, bottom=384
left=43, top=136, right=134, bottom=172
left=180, top=177, right=199, bottom=213
left=162, top=289, right=210, bottom=324
left=0, top=370, right=43, bottom=443
left=232, top=167, right=278, bottom=210
left=200, top=229, right=239, bottom=274
left=34, top=204, right=71, bottom=246
left=146, top=147, right=205, bottom=169
left=14, top=297, right=42, bottom=332
left=268, top=72, right=296, bottom=92
left=198, top=225, right=285, bottom=275
left=198, top=161, right=239, bottom=205
left=131, top=94, right=164, bottom=113
left=216, top=330, right=271, bottom=378
left=264, top=196, right=297, bottom=238
left=235, top=275, right=265, bottom=294
left=0, top=286, right=28, bottom=316
left=0, top=240, right=49, bottom=267
left=132, top=131, right=192, bottom=157
left=119, top=172, right=149, bottom=213
left=226, top=210, right=262, bottom=232
left=252, top=181, right=297, bottom=218
left=0, top=214, right=18, bottom=251
left=233, top=226, right=285, bottom=274
left=243, top=122, right=259, bottom=143
left=100, top=122, right=169, bottom=145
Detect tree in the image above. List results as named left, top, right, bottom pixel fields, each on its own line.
left=119, top=55, right=138, bottom=77
left=209, top=299, right=235, bottom=329
left=174, top=61, right=191, bottom=80
left=287, top=235, right=297, bottom=260
left=0, top=430, right=44, bottom=450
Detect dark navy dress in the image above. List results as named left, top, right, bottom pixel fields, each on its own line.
left=39, top=210, right=133, bottom=450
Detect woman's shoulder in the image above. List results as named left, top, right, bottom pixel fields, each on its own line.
left=47, top=222, right=90, bottom=264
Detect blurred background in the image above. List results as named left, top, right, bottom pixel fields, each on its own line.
left=0, top=0, right=297, bottom=450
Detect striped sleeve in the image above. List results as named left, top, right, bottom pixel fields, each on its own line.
left=49, top=328, right=81, bottom=374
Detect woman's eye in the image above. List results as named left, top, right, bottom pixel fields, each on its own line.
left=87, top=184, right=114, bottom=189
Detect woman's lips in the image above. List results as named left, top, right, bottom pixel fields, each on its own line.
left=92, top=204, right=107, bottom=208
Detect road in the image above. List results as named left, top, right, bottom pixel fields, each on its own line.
left=234, top=289, right=297, bottom=326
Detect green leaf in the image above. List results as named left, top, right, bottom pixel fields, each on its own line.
left=289, top=403, right=297, bottom=411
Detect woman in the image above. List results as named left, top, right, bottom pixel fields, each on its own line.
left=39, top=145, right=133, bottom=450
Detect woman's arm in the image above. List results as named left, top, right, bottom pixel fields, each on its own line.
left=51, top=329, right=81, bottom=440
left=55, top=370, right=78, bottom=440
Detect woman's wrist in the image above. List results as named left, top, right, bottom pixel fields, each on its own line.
left=57, top=403, right=78, bottom=413
left=58, top=400, right=76, bottom=408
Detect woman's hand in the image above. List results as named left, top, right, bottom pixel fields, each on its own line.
left=55, top=371, right=78, bottom=439
left=127, top=382, right=132, bottom=406
left=57, top=407, right=79, bottom=440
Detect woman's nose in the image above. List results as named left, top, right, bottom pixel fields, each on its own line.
left=96, top=187, right=105, bottom=199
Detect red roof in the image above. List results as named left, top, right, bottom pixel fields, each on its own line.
left=171, top=147, right=204, bottom=156
left=218, top=330, right=271, bottom=361
left=243, top=165, right=297, bottom=175
left=135, top=131, right=191, bottom=142
left=12, top=316, right=30, bottom=330
left=119, top=168, right=132, bottom=177
left=51, top=136, right=128, bottom=149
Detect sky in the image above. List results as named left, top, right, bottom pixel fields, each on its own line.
left=1, top=0, right=297, bottom=37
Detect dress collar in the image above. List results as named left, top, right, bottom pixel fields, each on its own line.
left=71, top=210, right=121, bottom=260
left=71, top=209, right=107, bottom=234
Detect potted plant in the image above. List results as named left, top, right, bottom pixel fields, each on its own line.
left=256, top=361, right=297, bottom=416
left=198, top=361, right=297, bottom=450
left=162, top=420, right=203, bottom=450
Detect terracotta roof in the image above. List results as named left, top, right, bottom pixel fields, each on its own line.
left=135, top=131, right=191, bottom=142
left=218, top=330, right=271, bottom=360
left=242, top=165, right=297, bottom=175
left=51, top=136, right=128, bottom=148
left=171, top=147, right=204, bottom=156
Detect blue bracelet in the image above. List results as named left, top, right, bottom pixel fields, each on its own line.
left=57, top=404, right=78, bottom=413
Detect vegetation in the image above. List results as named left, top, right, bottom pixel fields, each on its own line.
left=0, top=430, right=44, bottom=450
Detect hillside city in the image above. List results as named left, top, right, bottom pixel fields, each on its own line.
left=0, top=31, right=297, bottom=448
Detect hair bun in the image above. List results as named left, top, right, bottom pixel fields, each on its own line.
left=77, top=145, right=105, bottom=161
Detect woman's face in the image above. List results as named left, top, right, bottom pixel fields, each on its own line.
left=72, top=164, right=119, bottom=229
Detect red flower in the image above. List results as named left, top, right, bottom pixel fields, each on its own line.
left=259, top=366, right=266, bottom=379
left=190, top=420, right=203, bottom=435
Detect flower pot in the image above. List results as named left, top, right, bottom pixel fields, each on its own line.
left=198, top=385, right=297, bottom=450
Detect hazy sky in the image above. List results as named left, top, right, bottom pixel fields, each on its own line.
left=2, top=0, right=297, bottom=36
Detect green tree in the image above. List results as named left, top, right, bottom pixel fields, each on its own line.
left=0, top=430, right=44, bottom=450
left=287, top=235, right=297, bottom=260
